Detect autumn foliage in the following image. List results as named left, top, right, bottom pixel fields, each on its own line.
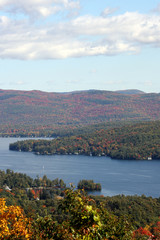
left=1, top=169, right=160, bottom=239
left=1, top=89, right=160, bottom=137
left=0, top=198, right=32, bottom=239
left=132, top=227, right=153, bottom=239
left=10, top=121, right=160, bottom=160
left=1, top=190, right=160, bottom=239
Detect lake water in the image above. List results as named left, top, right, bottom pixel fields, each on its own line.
left=0, top=138, right=160, bottom=197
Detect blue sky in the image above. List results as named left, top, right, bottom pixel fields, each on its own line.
left=0, top=0, right=160, bottom=93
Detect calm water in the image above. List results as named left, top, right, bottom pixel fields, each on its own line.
left=0, top=138, right=160, bottom=197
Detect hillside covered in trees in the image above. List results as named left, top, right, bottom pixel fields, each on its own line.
left=1, top=169, right=160, bottom=239
left=10, top=121, right=160, bottom=160
left=0, top=89, right=160, bottom=136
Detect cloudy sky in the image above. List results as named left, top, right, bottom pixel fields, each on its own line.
left=0, top=0, right=160, bottom=93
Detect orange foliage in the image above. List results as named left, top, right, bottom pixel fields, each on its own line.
left=0, top=198, right=32, bottom=239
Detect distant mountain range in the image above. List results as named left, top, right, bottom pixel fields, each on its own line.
left=115, top=89, right=145, bottom=95
left=0, top=89, right=160, bottom=130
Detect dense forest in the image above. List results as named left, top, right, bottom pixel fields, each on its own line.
left=1, top=89, right=160, bottom=238
left=10, top=120, right=160, bottom=160
left=0, top=121, right=135, bottom=138
left=0, top=89, right=160, bottom=137
left=1, top=169, right=160, bottom=239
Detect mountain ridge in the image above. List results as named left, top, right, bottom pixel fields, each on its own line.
left=0, top=89, right=160, bottom=131
left=115, top=89, right=145, bottom=95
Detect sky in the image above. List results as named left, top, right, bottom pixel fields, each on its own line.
left=0, top=0, right=160, bottom=93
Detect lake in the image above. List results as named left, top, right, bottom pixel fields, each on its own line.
left=0, top=137, right=160, bottom=197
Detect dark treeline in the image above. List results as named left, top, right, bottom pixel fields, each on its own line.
left=10, top=120, right=160, bottom=160
left=0, top=120, right=134, bottom=138
left=77, top=179, right=101, bottom=191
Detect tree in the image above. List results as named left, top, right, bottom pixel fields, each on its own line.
left=0, top=198, right=32, bottom=239
left=33, top=188, right=133, bottom=239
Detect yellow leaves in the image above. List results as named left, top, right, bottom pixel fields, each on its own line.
left=85, top=205, right=92, bottom=212
left=0, top=198, right=32, bottom=239
left=0, top=198, right=7, bottom=213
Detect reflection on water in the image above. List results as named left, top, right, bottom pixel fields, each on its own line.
left=0, top=138, right=160, bottom=197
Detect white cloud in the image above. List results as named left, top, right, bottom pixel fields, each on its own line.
left=66, top=79, right=79, bottom=83
left=0, top=0, right=80, bottom=17
left=101, top=7, right=118, bottom=17
left=16, top=80, right=25, bottom=85
left=0, top=7, right=160, bottom=59
left=152, top=3, right=160, bottom=14
left=9, top=80, right=26, bottom=86
left=144, top=80, right=152, bottom=86
left=90, top=69, right=97, bottom=74
left=105, top=80, right=126, bottom=85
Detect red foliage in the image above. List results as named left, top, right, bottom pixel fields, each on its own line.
left=152, top=221, right=160, bottom=239
left=133, top=227, right=152, bottom=239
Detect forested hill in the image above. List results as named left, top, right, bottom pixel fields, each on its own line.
left=115, top=89, right=145, bottom=95
left=10, top=121, right=160, bottom=160
left=0, top=89, right=160, bottom=130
